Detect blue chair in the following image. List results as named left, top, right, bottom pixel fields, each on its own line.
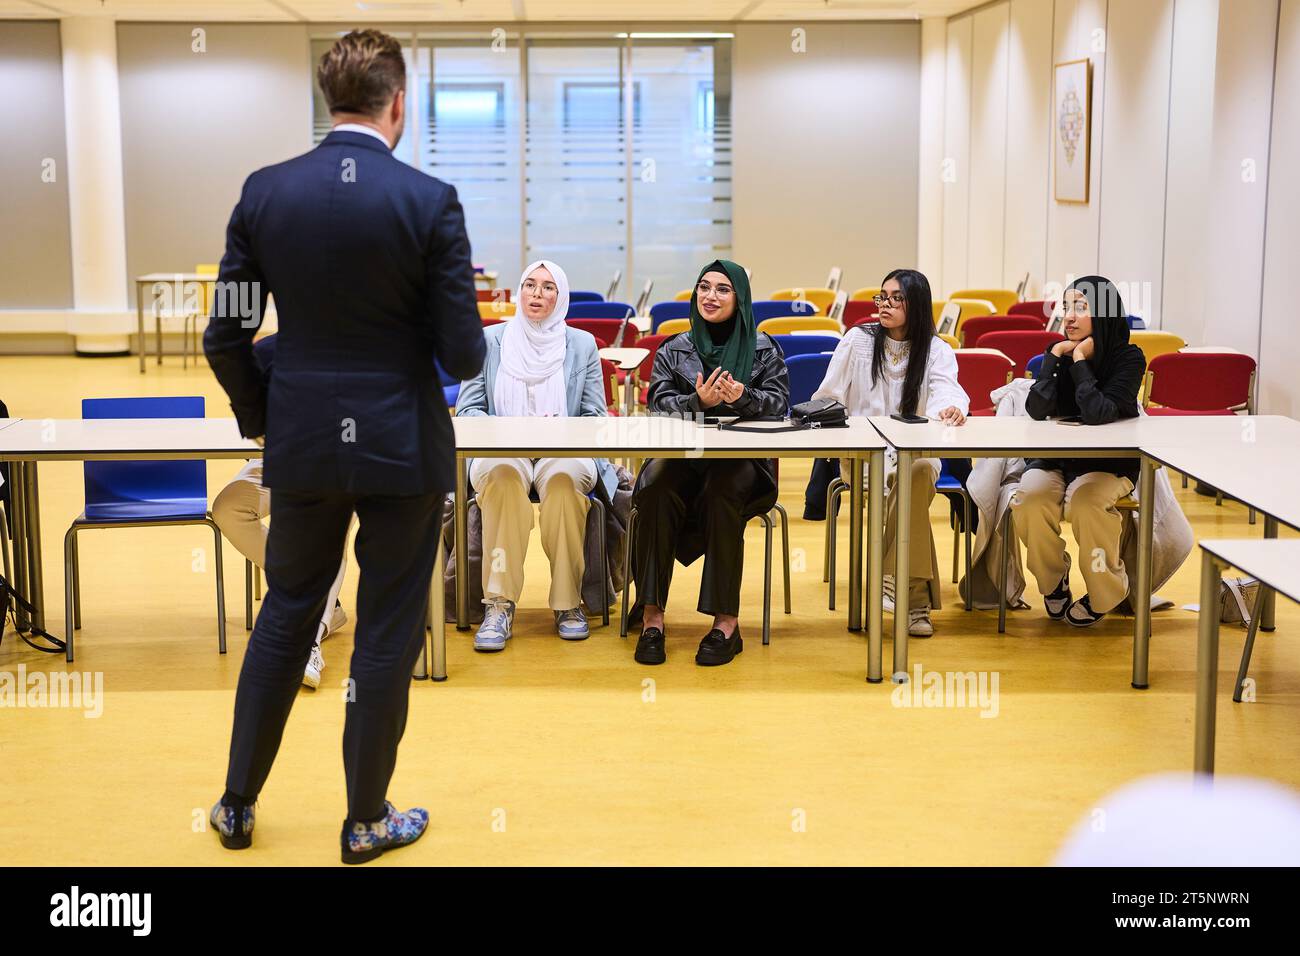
left=567, top=301, right=635, bottom=320
left=1026, top=353, right=1044, bottom=378
left=770, top=334, right=839, bottom=360
left=444, top=384, right=460, bottom=407
left=569, top=291, right=604, bottom=303
left=753, top=299, right=819, bottom=322
left=1127, top=315, right=1146, bottom=330
left=785, top=353, right=833, bottom=406
left=649, top=301, right=690, bottom=331
left=936, top=459, right=974, bottom=610
left=62, top=396, right=230, bottom=662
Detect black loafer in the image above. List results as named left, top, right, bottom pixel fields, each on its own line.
left=634, top=627, right=666, bottom=665
left=695, top=627, right=742, bottom=666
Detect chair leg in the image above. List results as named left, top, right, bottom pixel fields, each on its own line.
left=827, top=484, right=845, bottom=610
left=1233, top=583, right=1271, bottom=702
left=962, top=494, right=973, bottom=612
left=1181, top=473, right=1188, bottom=489
left=595, top=497, right=609, bottom=627
left=1248, top=506, right=1256, bottom=526
left=71, top=531, right=81, bottom=630
left=760, top=513, right=773, bottom=646
left=951, top=517, right=960, bottom=584
left=254, top=564, right=262, bottom=599
left=823, top=477, right=845, bottom=583
left=0, top=507, right=11, bottom=595
left=62, top=524, right=77, bottom=663
left=997, top=508, right=1011, bottom=633
left=620, top=508, right=636, bottom=638
left=245, top=559, right=254, bottom=631
left=773, top=502, right=791, bottom=614
left=209, top=520, right=227, bottom=654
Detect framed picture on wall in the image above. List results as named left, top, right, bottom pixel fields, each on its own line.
left=1053, top=58, right=1092, bottom=203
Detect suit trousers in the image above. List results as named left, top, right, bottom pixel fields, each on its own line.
left=223, top=487, right=443, bottom=822
left=632, top=457, right=764, bottom=617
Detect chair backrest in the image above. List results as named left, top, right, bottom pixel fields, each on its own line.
left=567, top=318, right=637, bottom=348
left=954, top=351, right=1016, bottom=412
left=600, top=358, right=618, bottom=409
left=566, top=301, right=635, bottom=320
left=827, top=289, right=848, bottom=322
left=478, top=301, right=515, bottom=319
left=936, top=301, right=962, bottom=335
left=82, top=396, right=208, bottom=519
left=769, top=287, right=837, bottom=314
left=753, top=299, right=821, bottom=321
left=849, top=286, right=882, bottom=302
left=649, top=300, right=691, bottom=330
left=937, top=332, right=961, bottom=350
left=769, top=333, right=840, bottom=359
left=656, top=318, right=690, bottom=336
left=961, top=315, right=1045, bottom=348
left=1026, top=353, right=1044, bottom=378
left=950, top=288, right=1019, bottom=314
left=569, top=290, right=604, bottom=303
left=843, top=299, right=879, bottom=328
left=786, top=353, right=833, bottom=407
left=977, top=330, right=1064, bottom=378
left=1129, top=330, right=1186, bottom=366
left=1146, top=351, right=1257, bottom=411
left=1126, top=314, right=1147, bottom=330
left=481, top=317, right=505, bottom=328
left=673, top=288, right=693, bottom=301
left=635, top=334, right=671, bottom=382
left=950, top=299, right=997, bottom=334
left=476, top=288, right=511, bottom=303
left=1008, top=299, right=1053, bottom=320
left=756, top=316, right=841, bottom=335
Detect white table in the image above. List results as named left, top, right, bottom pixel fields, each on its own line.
left=134, top=272, right=218, bottom=373
left=450, top=415, right=890, bottom=677
left=1194, top=538, right=1300, bottom=775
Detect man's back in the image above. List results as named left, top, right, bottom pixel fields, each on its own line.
left=205, top=129, right=485, bottom=496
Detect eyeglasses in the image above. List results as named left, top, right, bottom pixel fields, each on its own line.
left=872, top=293, right=906, bottom=307
left=696, top=281, right=734, bottom=299
left=522, top=279, right=558, bottom=296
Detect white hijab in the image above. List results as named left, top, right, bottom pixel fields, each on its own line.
left=494, top=259, right=571, bottom=417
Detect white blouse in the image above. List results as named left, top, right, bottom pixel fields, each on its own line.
left=812, top=328, right=969, bottom=419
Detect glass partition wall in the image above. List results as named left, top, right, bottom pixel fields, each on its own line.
left=310, top=30, right=733, bottom=304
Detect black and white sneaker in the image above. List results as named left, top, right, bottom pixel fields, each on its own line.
left=1065, top=594, right=1105, bottom=627
left=1044, top=573, right=1072, bottom=620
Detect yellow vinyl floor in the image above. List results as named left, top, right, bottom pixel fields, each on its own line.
left=1, top=354, right=1297, bottom=866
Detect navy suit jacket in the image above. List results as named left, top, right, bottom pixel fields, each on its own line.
left=204, top=129, right=486, bottom=496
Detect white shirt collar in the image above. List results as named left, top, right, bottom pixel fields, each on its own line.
left=331, top=123, right=392, bottom=150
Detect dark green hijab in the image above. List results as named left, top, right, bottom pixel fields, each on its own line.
left=687, top=259, right=757, bottom=384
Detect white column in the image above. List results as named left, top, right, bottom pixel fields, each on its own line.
left=916, top=17, right=947, bottom=288
left=60, top=16, right=131, bottom=354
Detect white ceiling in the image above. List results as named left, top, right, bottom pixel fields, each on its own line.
left=0, top=0, right=985, bottom=22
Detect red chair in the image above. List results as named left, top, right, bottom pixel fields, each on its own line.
left=1145, top=352, right=1256, bottom=414
left=1008, top=300, right=1053, bottom=321
left=567, top=318, right=638, bottom=349
left=600, top=357, right=620, bottom=415
left=481, top=317, right=505, bottom=328
left=978, top=330, right=1064, bottom=378
left=633, top=333, right=671, bottom=407
left=476, top=289, right=510, bottom=303
left=954, top=350, right=1016, bottom=415
left=961, top=315, right=1046, bottom=348
left=843, top=300, right=879, bottom=329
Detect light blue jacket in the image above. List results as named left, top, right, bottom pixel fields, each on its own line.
left=456, top=322, right=618, bottom=501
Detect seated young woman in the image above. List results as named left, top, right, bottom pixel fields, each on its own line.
left=631, top=259, right=790, bottom=667
left=1011, top=275, right=1146, bottom=627
left=812, top=268, right=968, bottom=636
left=455, top=259, right=617, bottom=651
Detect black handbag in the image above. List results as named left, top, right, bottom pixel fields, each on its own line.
left=719, top=398, right=849, bottom=433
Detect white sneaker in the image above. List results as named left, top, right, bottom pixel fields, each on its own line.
left=474, top=598, right=515, bottom=652
left=908, top=607, right=934, bottom=638
left=324, top=602, right=347, bottom=639
left=882, top=576, right=895, bottom=614
left=302, top=641, right=324, bottom=688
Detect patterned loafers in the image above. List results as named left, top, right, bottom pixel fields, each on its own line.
left=341, top=801, right=430, bottom=864
left=210, top=799, right=255, bottom=850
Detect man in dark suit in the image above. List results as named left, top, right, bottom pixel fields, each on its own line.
left=204, top=29, right=485, bottom=864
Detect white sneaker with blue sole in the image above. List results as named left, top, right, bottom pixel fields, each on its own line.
left=555, top=607, right=589, bottom=641
left=475, top=598, right=515, bottom=652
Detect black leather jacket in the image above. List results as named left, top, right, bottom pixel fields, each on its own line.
left=646, top=332, right=790, bottom=420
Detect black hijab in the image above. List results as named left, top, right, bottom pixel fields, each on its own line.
left=1065, top=275, right=1130, bottom=379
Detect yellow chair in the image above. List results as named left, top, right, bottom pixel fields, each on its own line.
left=657, top=318, right=691, bottom=336
left=769, top=287, right=835, bottom=315
left=850, top=286, right=882, bottom=302
left=674, top=289, right=693, bottom=302
left=938, top=333, right=960, bottom=350
left=756, top=317, right=841, bottom=336
left=1129, top=331, right=1185, bottom=366
left=950, top=299, right=997, bottom=337
left=931, top=300, right=949, bottom=325
left=951, top=288, right=1019, bottom=314
left=478, top=301, right=516, bottom=319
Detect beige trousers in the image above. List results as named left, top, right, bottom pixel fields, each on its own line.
left=469, top=456, right=597, bottom=610
left=843, top=456, right=940, bottom=609
left=1010, top=468, right=1134, bottom=614
left=211, top=460, right=349, bottom=633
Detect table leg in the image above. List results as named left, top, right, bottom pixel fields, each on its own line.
left=431, top=532, right=447, bottom=680
left=23, top=462, right=45, bottom=631
left=867, top=450, right=884, bottom=683
left=1194, top=550, right=1221, bottom=775
left=1261, top=516, right=1278, bottom=631
left=10, top=462, right=29, bottom=632
left=847, top=455, right=863, bottom=633
left=455, top=454, right=470, bottom=630
left=892, top=450, right=912, bottom=683
left=136, top=281, right=146, bottom=374
left=1132, top=455, right=1155, bottom=689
